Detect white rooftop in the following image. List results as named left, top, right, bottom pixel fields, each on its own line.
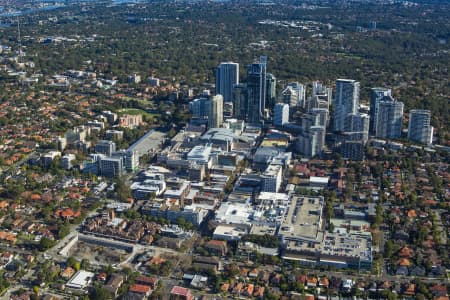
left=66, top=270, right=95, bottom=289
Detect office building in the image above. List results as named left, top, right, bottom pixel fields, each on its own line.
left=61, top=154, right=76, bottom=170
left=369, top=87, right=392, bottom=134
left=333, top=79, right=360, bottom=132
left=112, top=150, right=139, bottom=172
left=375, top=100, right=404, bottom=139
left=246, top=56, right=267, bottom=124
left=408, top=109, right=433, bottom=144
left=105, top=129, right=124, bottom=141
left=95, top=140, right=117, bottom=157
left=274, top=103, right=289, bottom=126
left=215, top=62, right=239, bottom=102
left=189, top=97, right=210, bottom=119
left=99, top=156, right=124, bottom=177
left=208, top=94, right=224, bottom=128
left=232, top=83, right=248, bottom=120
left=261, top=164, right=283, bottom=192
left=266, top=73, right=277, bottom=111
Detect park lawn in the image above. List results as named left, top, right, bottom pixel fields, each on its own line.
left=118, top=108, right=160, bottom=118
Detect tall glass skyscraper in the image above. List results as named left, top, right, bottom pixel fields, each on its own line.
left=215, top=62, right=239, bottom=103
left=246, top=56, right=267, bottom=124
left=265, top=73, right=276, bottom=111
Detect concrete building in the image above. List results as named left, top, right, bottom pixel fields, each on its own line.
left=333, top=79, right=360, bottom=132
left=215, top=62, right=239, bottom=103
left=375, top=100, right=404, bottom=139
left=208, top=94, right=224, bottom=128
left=274, top=103, right=289, bottom=126
left=408, top=109, right=433, bottom=144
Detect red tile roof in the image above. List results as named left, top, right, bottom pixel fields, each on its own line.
left=129, top=284, right=151, bottom=294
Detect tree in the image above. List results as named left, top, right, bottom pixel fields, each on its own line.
left=58, top=223, right=70, bottom=239
left=73, top=261, right=81, bottom=271
left=38, top=237, right=56, bottom=251
left=81, top=259, right=90, bottom=270
left=384, top=240, right=395, bottom=259
left=33, top=286, right=40, bottom=297
left=116, top=177, right=131, bottom=202
left=90, top=286, right=113, bottom=300
left=67, top=256, right=77, bottom=268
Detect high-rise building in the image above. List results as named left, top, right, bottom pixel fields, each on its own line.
left=344, top=113, right=370, bottom=143
left=333, top=79, right=360, bottom=132
left=307, top=82, right=332, bottom=112
left=287, top=82, right=306, bottom=108
left=274, top=103, right=289, bottom=126
left=296, top=126, right=326, bottom=158
left=266, top=73, right=277, bottom=111
left=232, top=83, right=247, bottom=120
left=370, top=87, right=392, bottom=134
left=281, top=86, right=298, bottom=108
left=408, top=109, right=433, bottom=144
left=246, top=56, right=267, bottom=124
left=375, top=100, right=404, bottom=139
left=215, top=62, right=239, bottom=103
left=209, top=94, right=224, bottom=128
left=310, top=108, right=329, bottom=128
